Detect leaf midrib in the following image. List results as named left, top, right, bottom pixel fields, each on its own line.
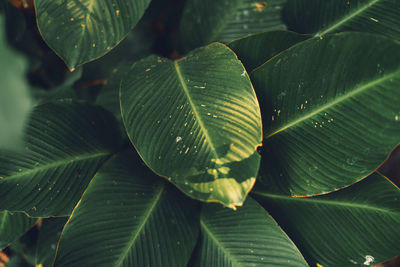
left=315, top=0, right=381, bottom=37
left=252, top=191, right=399, bottom=216
left=200, top=219, right=244, bottom=267
left=266, top=70, right=399, bottom=138
left=173, top=60, right=219, bottom=159
left=114, top=184, right=164, bottom=267
left=4, top=151, right=110, bottom=181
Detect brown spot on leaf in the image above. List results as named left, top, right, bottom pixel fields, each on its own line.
left=253, top=2, right=267, bottom=11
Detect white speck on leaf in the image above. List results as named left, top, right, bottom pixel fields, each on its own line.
left=175, top=136, right=182, bottom=143
left=363, top=255, right=374, bottom=265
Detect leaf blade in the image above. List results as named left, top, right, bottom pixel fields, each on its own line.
left=34, top=0, right=152, bottom=69
left=0, top=100, right=121, bottom=217
left=190, top=197, right=308, bottom=267
left=253, top=173, right=400, bottom=266
left=53, top=152, right=199, bottom=267
left=180, top=0, right=286, bottom=51
left=0, top=211, right=36, bottom=250
left=283, top=0, right=400, bottom=41
left=120, top=43, right=263, bottom=208
left=251, top=33, right=400, bottom=196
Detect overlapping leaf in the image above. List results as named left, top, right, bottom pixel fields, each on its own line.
left=180, top=0, right=286, bottom=51
left=251, top=33, right=400, bottom=196
left=35, top=217, right=68, bottom=267
left=120, top=43, right=263, bottom=208
left=190, top=197, right=307, bottom=267
left=34, top=0, right=152, bottom=69
left=283, top=0, right=400, bottom=41
left=0, top=211, right=36, bottom=250
left=54, top=152, right=199, bottom=267
left=253, top=173, right=400, bottom=266
left=0, top=100, right=120, bottom=217
left=227, top=30, right=309, bottom=72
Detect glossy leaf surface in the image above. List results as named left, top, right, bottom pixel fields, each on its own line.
left=190, top=197, right=307, bottom=267
left=253, top=173, right=400, bottom=266
left=228, top=30, right=309, bottom=72
left=120, top=43, right=263, bottom=208
left=54, top=152, right=199, bottom=267
left=0, top=211, right=36, bottom=250
left=251, top=33, right=400, bottom=196
left=283, top=0, right=400, bottom=40
left=0, top=100, right=120, bottom=217
left=35, top=0, right=152, bottom=69
left=180, top=0, right=286, bottom=51
left=0, top=14, right=32, bottom=150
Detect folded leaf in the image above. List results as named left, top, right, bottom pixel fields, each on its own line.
left=283, top=0, right=400, bottom=41
left=190, top=197, right=307, bottom=267
left=0, top=100, right=121, bottom=217
left=54, top=152, right=199, bottom=267
left=180, top=0, right=286, bottom=51
left=253, top=173, right=400, bottom=266
left=120, top=43, right=263, bottom=208
left=251, top=33, right=400, bottom=196
left=0, top=211, right=36, bottom=250
left=34, top=0, right=152, bottom=69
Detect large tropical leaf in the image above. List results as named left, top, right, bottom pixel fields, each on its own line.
left=282, top=0, right=400, bottom=41
left=227, top=30, right=309, bottom=72
left=190, top=197, right=307, bottom=267
left=251, top=33, right=400, bottom=196
left=35, top=217, right=68, bottom=267
left=0, top=100, right=121, bottom=217
left=0, top=211, right=36, bottom=250
left=0, top=14, right=32, bottom=151
left=253, top=173, right=400, bottom=267
left=180, top=0, right=286, bottom=51
left=120, top=43, right=263, bottom=208
left=34, top=0, right=152, bottom=70
left=53, top=152, right=199, bottom=267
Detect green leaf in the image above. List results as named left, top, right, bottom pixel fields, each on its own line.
left=35, top=217, right=68, bottom=267
left=253, top=173, right=400, bottom=267
left=53, top=152, right=199, bottom=267
left=180, top=0, right=286, bottom=51
left=251, top=33, right=400, bottom=196
left=0, top=14, right=32, bottom=151
left=282, top=0, right=400, bottom=41
left=34, top=0, right=152, bottom=70
left=227, top=30, right=310, bottom=72
left=0, top=100, right=121, bottom=217
left=120, top=43, right=263, bottom=208
left=0, top=211, right=36, bottom=250
left=190, top=197, right=307, bottom=267
left=96, top=61, right=133, bottom=120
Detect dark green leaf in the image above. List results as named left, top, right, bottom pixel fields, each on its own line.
left=0, top=100, right=121, bottom=217
left=283, top=0, right=400, bottom=41
left=0, top=211, right=36, bottom=250
left=54, top=152, right=199, bottom=267
left=191, top=197, right=307, bottom=267
left=35, top=0, right=152, bottom=69
left=253, top=173, right=400, bottom=266
left=251, top=33, right=400, bottom=196
left=227, top=30, right=309, bottom=72
left=180, top=0, right=286, bottom=51
left=35, top=217, right=68, bottom=267
left=120, top=43, right=262, bottom=208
